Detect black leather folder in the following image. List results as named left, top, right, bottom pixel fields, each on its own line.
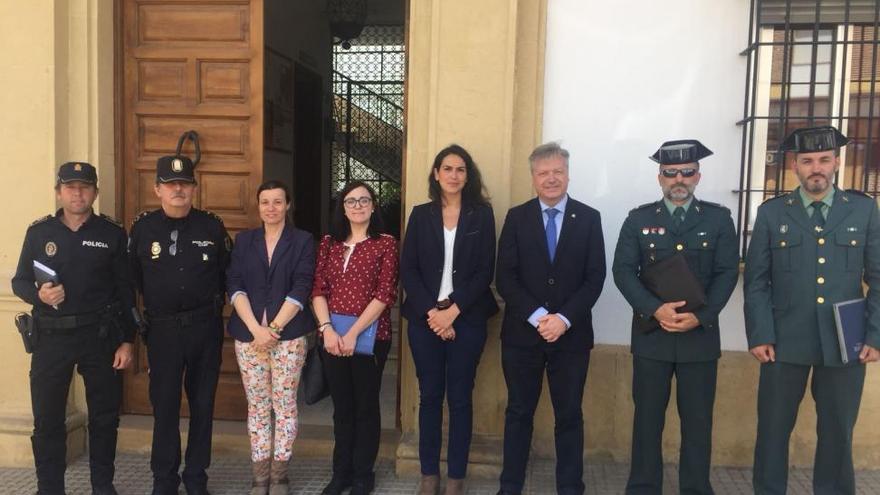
left=636, top=253, right=707, bottom=333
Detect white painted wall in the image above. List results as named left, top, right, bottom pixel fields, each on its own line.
left=542, top=0, right=751, bottom=349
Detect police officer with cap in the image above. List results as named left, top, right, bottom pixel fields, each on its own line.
left=613, top=140, right=739, bottom=494
left=128, top=143, right=231, bottom=495
left=744, top=125, right=880, bottom=494
left=12, top=161, right=137, bottom=495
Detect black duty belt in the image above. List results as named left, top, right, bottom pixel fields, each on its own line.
left=35, top=311, right=102, bottom=330
left=146, top=304, right=217, bottom=327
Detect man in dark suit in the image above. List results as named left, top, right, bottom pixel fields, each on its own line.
left=744, top=126, right=880, bottom=495
left=495, top=142, right=606, bottom=495
left=612, top=140, right=739, bottom=494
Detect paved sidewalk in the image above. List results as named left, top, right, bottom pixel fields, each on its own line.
left=1, top=453, right=878, bottom=494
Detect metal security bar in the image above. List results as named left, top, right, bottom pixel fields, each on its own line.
left=737, top=0, right=880, bottom=257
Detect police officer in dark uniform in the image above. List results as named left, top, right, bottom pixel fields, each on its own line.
left=128, top=152, right=231, bottom=495
left=744, top=126, right=880, bottom=495
left=12, top=162, right=137, bottom=495
left=612, top=140, right=739, bottom=494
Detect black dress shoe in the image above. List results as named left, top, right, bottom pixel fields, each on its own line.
left=91, top=485, right=118, bottom=495
left=349, top=478, right=375, bottom=495
left=321, top=477, right=352, bottom=495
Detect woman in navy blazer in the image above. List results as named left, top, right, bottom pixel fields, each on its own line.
left=226, top=180, right=316, bottom=495
left=400, top=145, right=498, bottom=495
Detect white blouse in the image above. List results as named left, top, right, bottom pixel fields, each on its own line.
left=437, top=227, right=456, bottom=300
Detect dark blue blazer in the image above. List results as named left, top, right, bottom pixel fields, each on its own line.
left=400, top=202, right=499, bottom=324
left=226, top=223, right=316, bottom=341
left=496, top=197, right=606, bottom=349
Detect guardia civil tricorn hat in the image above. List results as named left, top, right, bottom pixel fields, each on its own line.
left=781, top=126, right=849, bottom=153
left=156, top=130, right=201, bottom=183
left=649, top=139, right=713, bottom=165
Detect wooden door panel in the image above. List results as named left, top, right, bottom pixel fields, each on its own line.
left=121, top=0, right=263, bottom=420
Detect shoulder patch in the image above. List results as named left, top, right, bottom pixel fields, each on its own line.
left=99, top=213, right=123, bottom=228
left=29, top=214, right=52, bottom=227
left=845, top=189, right=872, bottom=199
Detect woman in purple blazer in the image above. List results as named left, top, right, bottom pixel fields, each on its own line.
left=226, top=180, right=316, bottom=495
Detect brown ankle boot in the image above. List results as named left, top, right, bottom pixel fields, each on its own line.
left=418, top=474, right=440, bottom=495
left=269, top=459, right=290, bottom=495
left=444, top=477, right=464, bottom=495
left=249, top=459, right=271, bottom=495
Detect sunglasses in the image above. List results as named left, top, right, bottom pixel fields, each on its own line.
left=170, top=229, right=179, bottom=256
left=660, top=168, right=698, bottom=178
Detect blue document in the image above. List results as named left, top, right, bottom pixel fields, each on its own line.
left=330, top=313, right=378, bottom=355
left=833, top=298, right=866, bottom=364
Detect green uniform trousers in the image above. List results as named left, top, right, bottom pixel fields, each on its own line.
left=754, top=361, right=866, bottom=495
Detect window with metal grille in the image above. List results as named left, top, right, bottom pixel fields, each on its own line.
left=736, top=0, right=880, bottom=256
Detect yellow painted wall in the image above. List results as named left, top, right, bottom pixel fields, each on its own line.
left=0, top=0, right=115, bottom=466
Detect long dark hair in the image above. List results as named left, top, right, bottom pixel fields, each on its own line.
left=330, top=181, right=385, bottom=242
left=257, top=179, right=293, bottom=224
left=428, top=144, right=490, bottom=206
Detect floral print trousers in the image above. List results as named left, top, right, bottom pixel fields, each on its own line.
left=235, top=336, right=307, bottom=462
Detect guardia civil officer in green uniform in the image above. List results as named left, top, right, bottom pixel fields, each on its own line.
left=12, top=162, right=137, bottom=495
left=613, top=140, right=739, bottom=495
left=744, top=126, right=880, bottom=495
left=129, top=149, right=231, bottom=495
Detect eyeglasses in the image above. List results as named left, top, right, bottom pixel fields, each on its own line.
left=169, top=229, right=179, bottom=256
left=343, top=197, right=373, bottom=209
left=660, top=168, right=698, bottom=178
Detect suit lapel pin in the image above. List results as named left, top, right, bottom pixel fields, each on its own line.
left=847, top=226, right=858, bottom=232
left=814, top=225, right=824, bottom=233
left=655, top=207, right=662, bottom=214
left=571, top=213, right=576, bottom=218
left=786, top=198, right=795, bottom=206
left=695, top=205, right=701, bottom=213
left=779, top=224, right=788, bottom=234
left=698, top=231, right=707, bottom=236
left=842, top=195, right=850, bottom=202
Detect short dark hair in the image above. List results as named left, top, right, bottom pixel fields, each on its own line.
left=330, top=181, right=385, bottom=242
left=428, top=144, right=491, bottom=206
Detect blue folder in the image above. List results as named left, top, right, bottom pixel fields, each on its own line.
left=832, top=298, right=866, bottom=364
left=330, top=313, right=378, bottom=355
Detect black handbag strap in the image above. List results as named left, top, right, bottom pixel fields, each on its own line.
left=175, top=130, right=201, bottom=166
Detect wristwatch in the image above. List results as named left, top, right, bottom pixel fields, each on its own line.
left=435, top=298, right=453, bottom=310
left=268, top=321, right=282, bottom=334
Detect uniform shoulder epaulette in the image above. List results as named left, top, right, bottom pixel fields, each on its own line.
left=630, top=201, right=659, bottom=213
left=99, top=213, right=123, bottom=228
left=131, top=210, right=152, bottom=228
left=29, top=214, right=52, bottom=227
left=760, top=194, right=787, bottom=205
left=844, top=189, right=871, bottom=199
left=204, top=210, right=225, bottom=224
left=698, top=200, right=729, bottom=210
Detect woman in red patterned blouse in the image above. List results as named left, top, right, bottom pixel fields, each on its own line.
left=311, top=181, right=398, bottom=495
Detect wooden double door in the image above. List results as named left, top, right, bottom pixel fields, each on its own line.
left=119, top=0, right=264, bottom=419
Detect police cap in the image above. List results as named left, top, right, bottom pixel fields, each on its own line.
left=156, top=155, right=196, bottom=183
left=649, top=139, right=713, bottom=165
left=57, top=162, right=97, bottom=186
left=781, top=126, right=849, bottom=153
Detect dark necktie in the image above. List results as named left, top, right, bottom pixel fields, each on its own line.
left=673, top=206, right=685, bottom=228
left=811, top=201, right=826, bottom=227
left=545, top=208, right=559, bottom=262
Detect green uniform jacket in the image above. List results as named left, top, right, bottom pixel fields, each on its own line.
left=744, top=188, right=880, bottom=367
left=613, top=199, right=740, bottom=362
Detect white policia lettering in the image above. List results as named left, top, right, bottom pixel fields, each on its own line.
left=82, top=240, right=109, bottom=248
left=191, top=240, right=214, bottom=247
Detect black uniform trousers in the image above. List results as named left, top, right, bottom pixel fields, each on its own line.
left=500, top=343, right=591, bottom=495
left=754, top=361, right=866, bottom=495
left=626, top=357, right=718, bottom=495
left=30, top=323, right=121, bottom=495
left=146, top=313, right=223, bottom=494
left=320, top=339, right=391, bottom=487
